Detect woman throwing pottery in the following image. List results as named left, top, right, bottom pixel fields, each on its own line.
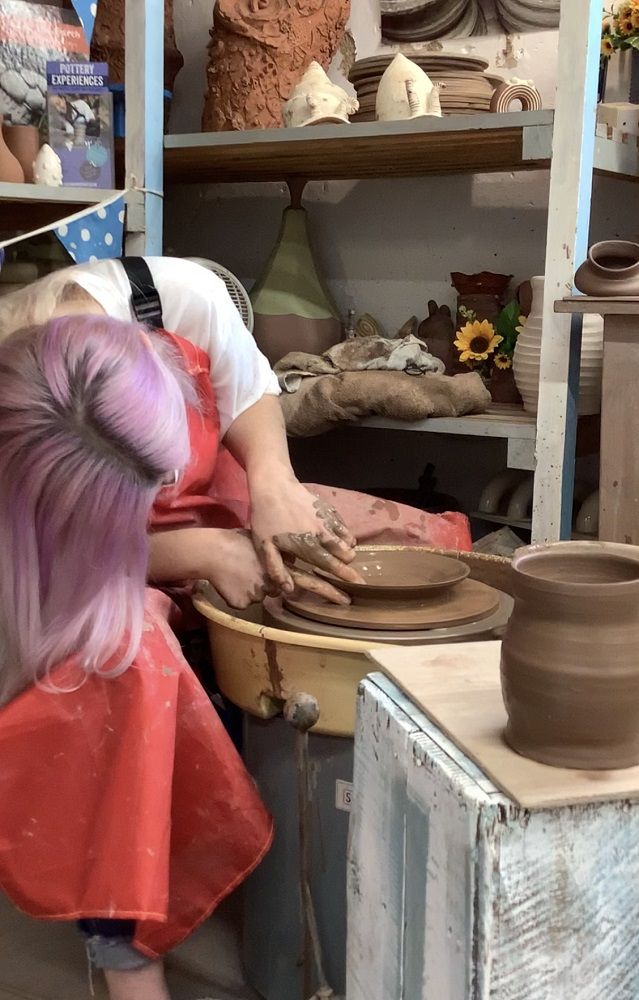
left=0, top=256, right=470, bottom=607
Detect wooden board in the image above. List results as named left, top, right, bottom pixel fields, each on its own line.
left=599, top=314, right=639, bottom=543
left=556, top=296, right=639, bottom=315
left=368, top=640, right=639, bottom=808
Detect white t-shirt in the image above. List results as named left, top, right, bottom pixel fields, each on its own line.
left=72, top=257, right=279, bottom=437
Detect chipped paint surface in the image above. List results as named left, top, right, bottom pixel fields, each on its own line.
left=349, top=676, right=639, bottom=999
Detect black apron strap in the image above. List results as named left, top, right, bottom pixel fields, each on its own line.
left=120, top=257, right=164, bottom=330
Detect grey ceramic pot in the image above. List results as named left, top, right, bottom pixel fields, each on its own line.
left=574, top=240, right=639, bottom=296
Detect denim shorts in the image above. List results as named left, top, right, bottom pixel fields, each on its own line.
left=77, top=919, right=153, bottom=971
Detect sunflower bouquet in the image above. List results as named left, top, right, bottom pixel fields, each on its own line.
left=454, top=300, right=522, bottom=379
left=602, top=2, right=639, bottom=58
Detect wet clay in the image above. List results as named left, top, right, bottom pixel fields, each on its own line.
left=501, top=541, right=639, bottom=770
left=285, top=577, right=499, bottom=631
left=252, top=314, right=342, bottom=368
left=316, top=548, right=469, bottom=601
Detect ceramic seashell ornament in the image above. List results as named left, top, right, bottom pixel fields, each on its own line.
left=32, top=144, right=62, bottom=186
left=376, top=53, right=442, bottom=122
left=283, top=62, right=359, bottom=128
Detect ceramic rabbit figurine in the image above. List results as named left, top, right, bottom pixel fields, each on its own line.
left=283, top=62, right=358, bottom=127
left=376, top=53, right=442, bottom=122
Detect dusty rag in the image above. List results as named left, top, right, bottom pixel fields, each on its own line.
left=275, top=334, right=444, bottom=392
left=279, top=368, right=490, bottom=437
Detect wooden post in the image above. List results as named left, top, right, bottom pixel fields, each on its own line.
left=124, top=0, right=164, bottom=255
left=531, top=0, right=601, bottom=543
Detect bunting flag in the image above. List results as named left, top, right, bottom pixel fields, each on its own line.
left=71, top=0, right=98, bottom=43
left=55, top=195, right=125, bottom=264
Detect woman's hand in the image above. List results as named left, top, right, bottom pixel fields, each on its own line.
left=250, top=477, right=364, bottom=596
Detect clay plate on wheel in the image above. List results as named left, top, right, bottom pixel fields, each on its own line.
left=284, top=578, right=500, bottom=631
left=314, top=547, right=470, bottom=601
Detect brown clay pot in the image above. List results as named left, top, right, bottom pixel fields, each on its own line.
left=574, top=240, right=639, bottom=297
left=451, top=271, right=512, bottom=328
left=2, top=124, right=39, bottom=183
left=501, top=541, right=639, bottom=770
left=0, top=122, right=24, bottom=183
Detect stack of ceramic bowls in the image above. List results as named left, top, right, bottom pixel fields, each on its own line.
left=380, top=0, right=487, bottom=41
left=495, top=0, right=560, bottom=33
left=349, top=53, right=499, bottom=122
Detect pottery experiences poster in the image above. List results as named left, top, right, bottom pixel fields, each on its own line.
left=380, top=0, right=560, bottom=42
left=46, top=61, right=114, bottom=188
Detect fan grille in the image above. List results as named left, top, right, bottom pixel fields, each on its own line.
left=185, top=257, right=254, bottom=332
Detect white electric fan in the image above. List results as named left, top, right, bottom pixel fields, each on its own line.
left=186, top=257, right=254, bottom=333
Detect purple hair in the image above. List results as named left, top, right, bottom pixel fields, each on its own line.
left=0, top=315, right=191, bottom=703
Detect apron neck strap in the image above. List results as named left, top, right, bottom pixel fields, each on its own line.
left=120, top=257, right=164, bottom=330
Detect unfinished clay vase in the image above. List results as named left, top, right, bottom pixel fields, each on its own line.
left=574, top=240, right=639, bottom=296
left=32, top=144, right=62, bottom=187
left=203, top=0, right=351, bottom=132
left=375, top=53, right=441, bottom=121
left=250, top=205, right=341, bottom=366
left=2, top=124, right=39, bottom=183
left=513, top=275, right=603, bottom=416
left=283, top=62, right=358, bottom=127
left=501, top=541, right=639, bottom=770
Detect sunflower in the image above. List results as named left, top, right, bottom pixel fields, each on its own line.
left=618, top=13, right=635, bottom=34
left=493, top=353, right=512, bottom=370
left=515, top=315, right=527, bottom=336
left=602, top=34, right=615, bottom=55
left=454, top=320, right=502, bottom=363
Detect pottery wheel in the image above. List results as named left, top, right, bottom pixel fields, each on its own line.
left=284, top=578, right=500, bottom=631
left=264, top=589, right=512, bottom=646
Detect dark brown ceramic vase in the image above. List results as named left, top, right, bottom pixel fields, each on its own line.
left=574, top=241, right=639, bottom=296
left=501, top=541, right=639, bottom=770
left=451, top=271, right=512, bottom=326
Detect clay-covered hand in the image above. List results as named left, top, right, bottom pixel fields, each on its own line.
left=250, top=479, right=364, bottom=599
left=202, top=529, right=274, bottom=610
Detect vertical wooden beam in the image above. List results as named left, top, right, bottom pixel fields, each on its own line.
left=599, top=315, right=639, bottom=544
left=531, top=0, right=601, bottom=542
left=124, top=0, right=164, bottom=255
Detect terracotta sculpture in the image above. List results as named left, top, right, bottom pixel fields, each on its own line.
left=202, top=0, right=351, bottom=132
left=91, top=0, right=183, bottom=96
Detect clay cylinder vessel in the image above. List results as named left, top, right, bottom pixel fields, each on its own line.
left=2, top=124, right=39, bottom=183
left=0, top=122, right=24, bottom=183
left=574, top=240, right=639, bottom=296
left=501, top=541, right=639, bottom=770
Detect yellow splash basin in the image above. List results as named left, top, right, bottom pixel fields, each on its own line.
left=193, top=548, right=512, bottom=737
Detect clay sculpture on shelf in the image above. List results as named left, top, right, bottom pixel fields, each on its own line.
left=283, top=62, right=358, bottom=127
left=91, top=0, right=183, bottom=96
left=32, top=144, right=62, bottom=187
left=418, top=300, right=456, bottom=373
left=451, top=271, right=511, bottom=327
left=203, top=0, right=351, bottom=132
left=574, top=240, right=639, bottom=296
left=501, top=541, right=639, bottom=770
left=375, top=53, right=442, bottom=122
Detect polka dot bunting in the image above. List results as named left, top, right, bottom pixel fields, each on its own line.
left=55, top=195, right=125, bottom=264
left=70, top=0, right=98, bottom=43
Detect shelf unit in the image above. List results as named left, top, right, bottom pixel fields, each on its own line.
left=0, top=183, right=120, bottom=235
left=11, top=0, right=598, bottom=543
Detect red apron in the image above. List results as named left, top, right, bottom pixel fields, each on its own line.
left=0, top=589, right=272, bottom=958
left=151, top=327, right=251, bottom=531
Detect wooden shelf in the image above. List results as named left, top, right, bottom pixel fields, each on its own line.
left=164, top=111, right=639, bottom=185
left=556, top=295, right=639, bottom=315
left=0, top=183, right=119, bottom=236
left=164, top=111, right=554, bottom=184
left=357, top=404, right=537, bottom=471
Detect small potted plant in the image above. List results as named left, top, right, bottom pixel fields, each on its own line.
left=601, top=3, right=639, bottom=103
left=454, top=300, right=523, bottom=404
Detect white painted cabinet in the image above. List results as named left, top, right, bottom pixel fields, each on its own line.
left=348, top=675, right=639, bottom=1000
